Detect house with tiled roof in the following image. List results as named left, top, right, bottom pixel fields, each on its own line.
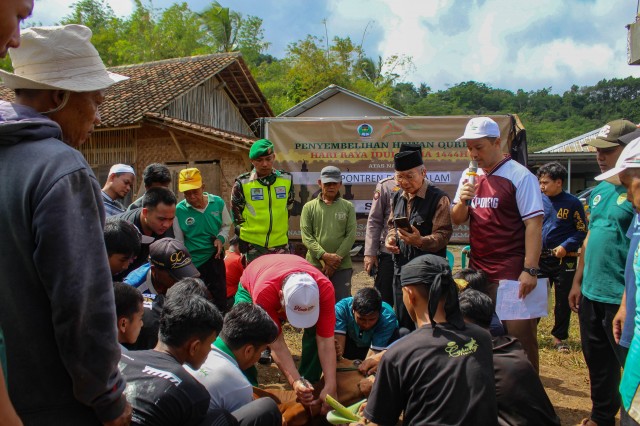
left=277, top=84, right=405, bottom=118
left=528, top=128, right=599, bottom=194
left=0, top=52, right=272, bottom=202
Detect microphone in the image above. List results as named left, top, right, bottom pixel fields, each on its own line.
left=466, top=160, right=478, bottom=206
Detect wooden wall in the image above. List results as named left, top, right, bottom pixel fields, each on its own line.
left=135, top=134, right=250, bottom=205
left=166, top=76, right=253, bottom=136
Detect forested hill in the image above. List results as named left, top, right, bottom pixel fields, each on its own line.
left=4, top=0, right=640, bottom=152
left=388, top=78, right=640, bottom=152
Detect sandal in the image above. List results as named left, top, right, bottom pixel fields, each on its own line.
left=554, top=341, right=570, bottom=353
left=579, top=418, right=598, bottom=426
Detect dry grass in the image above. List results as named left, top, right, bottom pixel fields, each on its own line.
left=261, top=249, right=592, bottom=424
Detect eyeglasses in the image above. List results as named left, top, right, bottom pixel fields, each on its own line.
left=395, top=173, right=419, bottom=182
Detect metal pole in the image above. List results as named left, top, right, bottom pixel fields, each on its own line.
left=567, top=158, right=572, bottom=193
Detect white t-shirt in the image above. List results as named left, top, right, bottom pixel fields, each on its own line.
left=185, top=346, right=253, bottom=412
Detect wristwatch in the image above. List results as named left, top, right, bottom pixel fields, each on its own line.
left=522, top=267, right=540, bottom=276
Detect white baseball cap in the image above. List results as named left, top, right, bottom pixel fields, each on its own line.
left=283, top=273, right=319, bottom=329
left=595, top=137, right=640, bottom=185
left=109, top=164, right=135, bottom=176
left=456, top=117, right=500, bottom=142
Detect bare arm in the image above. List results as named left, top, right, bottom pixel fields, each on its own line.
left=613, top=290, right=627, bottom=344
left=335, top=334, right=347, bottom=359
left=0, top=367, right=23, bottom=426
left=269, top=332, right=314, bottom=405
left=569, top=231, right=589, bottom=312
left=315, top=335, right=337, bottom=414
left=518, top=215, right=542, bottom=298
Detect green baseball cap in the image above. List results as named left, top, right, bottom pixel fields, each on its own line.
left=249, top=139, right=274, bottom=159
left=584, top=119, right=637, bottom=148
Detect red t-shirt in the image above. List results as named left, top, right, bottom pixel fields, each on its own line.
left=224, top=251, right=244, bottom=298
left=239, top=254, right=336, bottom=337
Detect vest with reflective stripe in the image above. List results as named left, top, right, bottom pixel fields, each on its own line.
left=239, top=174, right=292, bottom=248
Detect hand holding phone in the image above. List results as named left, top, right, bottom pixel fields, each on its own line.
left=393, top=216, right=412, bottom=233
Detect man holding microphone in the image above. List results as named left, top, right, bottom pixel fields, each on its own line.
left=451, top=117, right=543, bottom=371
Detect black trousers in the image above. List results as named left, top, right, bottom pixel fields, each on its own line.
left=374, top=253, right=395, bottom=306
left=579, top=295, right=627, bottom=426
left=539, top=255, right=577, bottom=341
left=198, top=255, right=227, bottom=314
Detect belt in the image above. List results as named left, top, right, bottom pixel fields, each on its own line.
left=541, top=249, right=579, bottom=258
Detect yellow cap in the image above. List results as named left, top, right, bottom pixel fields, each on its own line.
left=178, top=168, right=202, bottom=192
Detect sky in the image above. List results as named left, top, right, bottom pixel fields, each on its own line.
left=30, top=0, right=640, bottom=94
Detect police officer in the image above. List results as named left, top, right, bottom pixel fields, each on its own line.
left=230, top=139, right=294, bottom=264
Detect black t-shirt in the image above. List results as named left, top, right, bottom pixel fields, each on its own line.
left=492, top=336, right=560, bottom=426
left=364, top=322, right=498, bottom=426
left=119, top=350, right=211, bottom=426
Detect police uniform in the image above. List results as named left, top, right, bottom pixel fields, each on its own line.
left=364, top=176, right=402, bottom=305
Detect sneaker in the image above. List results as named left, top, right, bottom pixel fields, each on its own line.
left=259, top=348, right=272, bottom=365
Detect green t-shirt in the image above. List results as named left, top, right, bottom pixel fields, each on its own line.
left=175, top=193, right=229, bottom=267
left=300, top=195, right=356, bottom=270
left=582, top=182, right=634, bottom=304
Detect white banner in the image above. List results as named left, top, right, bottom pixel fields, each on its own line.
left=291, top=171, right=459, bottom=186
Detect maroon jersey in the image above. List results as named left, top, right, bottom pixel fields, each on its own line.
left=454, top=157, right=543, bottom=281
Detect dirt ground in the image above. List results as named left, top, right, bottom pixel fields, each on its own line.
left=258, top=258, right=596, bottom=426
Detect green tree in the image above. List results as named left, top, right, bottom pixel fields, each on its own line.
left=155, top=3, right=205, bottom=59
left=236, top=15, right=271, bottom=66
left=59, top=0, right=123, bottom=66
left=199, top=1, right=241, bottom=52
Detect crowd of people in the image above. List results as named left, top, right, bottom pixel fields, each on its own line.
left=2, top=7, right=640, bottom=426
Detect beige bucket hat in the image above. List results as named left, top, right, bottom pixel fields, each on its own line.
left=0, top=24, right=128, bottom=92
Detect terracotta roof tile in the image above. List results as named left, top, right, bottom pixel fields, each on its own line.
left=105, top=53, right=234, bottom=127
left=0, top=53, right=272, bottom=129
left=144, top=112, right=256, bottom=149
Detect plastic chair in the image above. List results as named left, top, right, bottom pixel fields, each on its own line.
left=446, top=249, right=455, bottom=269
left=461, top=245, right=471, bottom=269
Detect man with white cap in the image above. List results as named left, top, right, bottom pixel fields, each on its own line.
left=0, top=25, right=131, bottom=425
left=301, top=165, right=356, bottom=301
left=569, top=120, right=637, bottom=426
left=234, top=254, right=337, bottom=414
left=102, top=164, right=136, bottom=217
left=599, top=135, right=640, bottom=426
left=451, top=116, right=544, bottom=372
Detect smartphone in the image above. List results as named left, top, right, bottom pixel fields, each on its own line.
left=393, top=216, right=412, bottom=232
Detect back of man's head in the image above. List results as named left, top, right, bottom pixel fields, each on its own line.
left=143, top=163, right=171, bottom=189
left=352, top=287, right=382, bottom=315
left=113, top=281, right=143, bottom=320
left=401, top=254, right=464, bottom=328
left=166, top=277, right=209, bottom=302
left=453, top=268, right=491, bottom=296
left=159, top=295, right=223, bottom=348
left=220, top=303, right=278, bottom=351
left=142, top=187, right=177, bottom=209
left=458, top=289, right=494, bottom=330
left=104, top=217, right=141, bottom=257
